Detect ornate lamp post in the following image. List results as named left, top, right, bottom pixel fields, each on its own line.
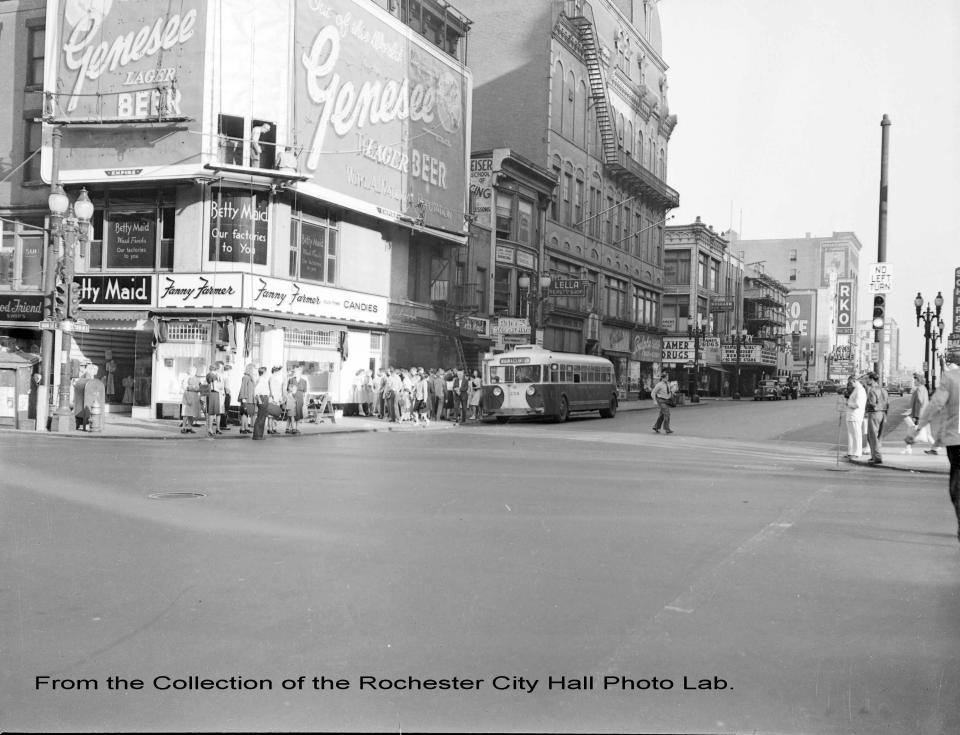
left=687, top=314, right=705, bottom=403
left=729, top=327, right=748, bottom=399
left=48, top=185, right=94, bottom=432
left=800, top=346, right=813, bottom=381
left=517, top=271, right=552, bottom=345
left=914, top=291, right=944, bottom=391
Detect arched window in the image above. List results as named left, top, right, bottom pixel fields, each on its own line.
left=659, top=148, right=665, bottom=178
left=576, top=80, right=587, bottom=147
left=565, top=71, right=576, bottom=140
left=551, top=61, right=564, bottom=134
left=625, top=120, right=633, bottom=157
left=617, top=112, right=625, bottom=150
left=636, top=130, right=643, bottom=163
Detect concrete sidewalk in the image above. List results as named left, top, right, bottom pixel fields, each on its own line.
left=847, top=411, right=951, bottom=475
left=4, top=398, right=951, bottom=476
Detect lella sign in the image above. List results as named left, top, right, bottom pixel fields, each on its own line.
left=294, top=0, right=470, bottom=235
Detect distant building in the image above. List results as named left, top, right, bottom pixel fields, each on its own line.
left=730, top=231, right=864, bottom=381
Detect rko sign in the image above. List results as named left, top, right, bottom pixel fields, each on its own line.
left=836, top=279, right=854, bottom=334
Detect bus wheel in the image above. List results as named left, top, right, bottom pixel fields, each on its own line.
left=599, top=398, right=617, bottom=418
left=554, top=396, right=569, bottom=423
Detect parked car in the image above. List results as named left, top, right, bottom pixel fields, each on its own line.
left=799, top=381, right=822, bottom=397
left=753, top=379, right=782, bottom=401
left=818, top=380, right=841, bottom=394
left=887, top=382, right=904, bottom=397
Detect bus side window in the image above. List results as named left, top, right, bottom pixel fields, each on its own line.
left=573, top=374, right=581, bottom=383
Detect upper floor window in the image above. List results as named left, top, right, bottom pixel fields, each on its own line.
left=218, top=114, right=277, bottom=170
left=495, top=191, right=536, bottom=245
left=495, top=192, right=512, bottom=239
left=22, top=117, right=43, bottom=184
left=517, top=199, right=534, bottom=245
left=664, top=249, right=690, bottom=285
left=789, top=268, right=797, bottom=282
left=27, top=24, right=45, bottom=88
left=710, top=260, right=720, bottom=291
left=698, top=253, right=709, bottom=288
left=290, top=206, right=338, bottom=285
left=789, top=248, right=797, bottom=261
left=88, top=197, right=175, bottom=271
left=1, top=216, right=45, bottom=290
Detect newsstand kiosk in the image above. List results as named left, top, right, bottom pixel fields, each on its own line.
left=0, top=347, right=39, bottom=431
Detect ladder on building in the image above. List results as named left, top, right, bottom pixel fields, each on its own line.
left=566, top=14, right=618, bottom=165
left=451, top=333, right=467, bottom=373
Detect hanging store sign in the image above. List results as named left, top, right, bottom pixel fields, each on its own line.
left=246, top=275, right=388, bottom=326
left=662, top=338, right=693, bottom=363
left=294, top=0, right=471, bottom=235
left=470, top=157, right=493, bottom=227
left=710, top=296, right=735, bottom=312
left=836, top=279, right=854, bottom=335
left=495, top=246, right=515, bottom=264
left=44, top=0, right=206, bottom=180
left=157, top=273, right=243, bottom=309
left=547, top=279, right=586, bottom=297
left=208, top=189, right=269, bottom=266
left=74, top=275, right=152, bottom=307
left=491, top=318, right=530, bottom=335
left=0, top=294, right=44, bottom=323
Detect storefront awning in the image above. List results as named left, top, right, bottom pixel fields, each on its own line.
left=707, top=365, right=731, bottom=373
left=81, top=310, right=150, bottom=321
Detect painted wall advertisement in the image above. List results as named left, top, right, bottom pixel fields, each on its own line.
left=208, top=190, right=269, bottom=266
left=294, top=0, right=471, bottom=234
left=44, top=0, right=206, bottom=179
left=785, top=292, right=816, bottom=353
left=821, top=244, right=850, bottom=287
left=836, top=279, right=854, bottom=335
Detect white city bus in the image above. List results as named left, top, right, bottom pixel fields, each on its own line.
left=481, top=345, right=618, bottom=423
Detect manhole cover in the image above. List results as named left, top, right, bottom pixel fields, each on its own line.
left=147, top=492, right=206, bottom=500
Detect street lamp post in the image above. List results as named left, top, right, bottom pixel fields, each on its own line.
left=729, top=328, right=747, bottom=400
left=914, top=291, right=944, bottom=392
left=931, top=316, right=946, bottom=391
left=800, top=346, right=812, bottom=381
left=48, top=185, right=94, bottom=433
left=687, top=314, right=705, bottom=403
left=518, top=272, right=552, bottom=345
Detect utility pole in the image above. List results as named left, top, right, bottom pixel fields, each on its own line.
left=874, top=114, right=891, bottom=379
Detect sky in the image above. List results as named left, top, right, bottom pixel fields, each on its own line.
left=656, top=0, right=960, bottom=371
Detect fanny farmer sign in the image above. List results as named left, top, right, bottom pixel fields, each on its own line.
left=43, top=0, right=206, bottom=181
left=294, top=0, right=471, bottom=235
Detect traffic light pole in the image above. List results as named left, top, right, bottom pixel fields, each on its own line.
left=38, top=126, right=64, bottom=431
left=874, top=114, right=891, bottom=380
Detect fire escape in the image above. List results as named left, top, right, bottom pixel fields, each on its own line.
left=563, top=7, right=680, bottom=210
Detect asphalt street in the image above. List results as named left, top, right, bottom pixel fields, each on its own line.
left=1, top=396, right=957, bottom=733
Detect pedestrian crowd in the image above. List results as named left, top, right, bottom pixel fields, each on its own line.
left=363, top=367, right=483, bottom=426
left=179, top=363, right=484, bottom=440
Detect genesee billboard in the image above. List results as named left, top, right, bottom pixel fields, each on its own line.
left=294, top=0, right=471, bottom=235
left=43, top=0, right=207, bottom=182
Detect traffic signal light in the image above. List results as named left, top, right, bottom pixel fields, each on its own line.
left=53, top=280, right=68, bottom=321
left=68, top=282, right=82, bottom=318
left=872, top=294, right=886, bottom=329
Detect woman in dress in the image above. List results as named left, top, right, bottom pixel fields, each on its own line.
left=180, top=366, right=200, bottom=433
left=468, top=369, right=483, bottom=420
left=205, top=362, right=224, bottom=437
left=238, top=363, right=257, bottom=435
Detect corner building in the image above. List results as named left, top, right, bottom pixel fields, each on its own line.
left=38, top=0, right=472, bottom=420
left=457, top=0, right=678, bottom=395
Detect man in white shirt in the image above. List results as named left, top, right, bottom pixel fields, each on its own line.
left=651, top=372, right=675, bottom=434
left=845, top=374, right=867, bottom=459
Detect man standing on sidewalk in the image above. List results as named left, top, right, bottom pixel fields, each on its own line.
left=907, top=346, right=960, bottom=544
left=845, top=374, right=867, bottom=459
left=865, top=372, right=888, bottom=465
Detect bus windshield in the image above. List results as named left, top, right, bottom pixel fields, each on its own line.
left=490, top=365, right=542, bottom=383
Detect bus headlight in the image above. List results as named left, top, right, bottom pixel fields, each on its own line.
left=492, top=386, right=503, bottom=397
left=525, top=385, right=536, bottom=396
